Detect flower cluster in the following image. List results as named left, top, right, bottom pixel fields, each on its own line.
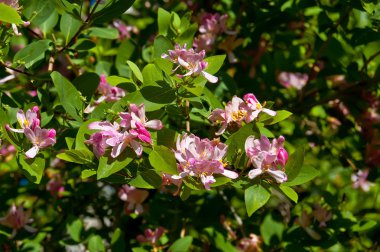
left=245, top=135, right=288, bottom=183
left=209, top=93, right=276, bottom=135
left=112, top=19, right=139, bottom=40
left=351, top=169, right=373, bottom=192
left=6, top=106, right=56, bottom=158
left=193, top=12, right=229, bottom=52
left=0, top=204, right=36, bottom=238
left=118, top=184, right=149, bottom=215
left=86, top=103, right=163, bottom=158
left=161, top=44, right=218, bottom=83
left=277, top=72, right=308, bottom=90
left=172, top=133, right=238, bottom=190
left=84, top=74, right=126, bottom=113
left=137, top=227, right=165, bottom=246
left=237, top=233, right=262, bottom=252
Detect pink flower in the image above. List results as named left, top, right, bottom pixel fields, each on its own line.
left=0, top=143, right=16, bottom=161
left=0, top=204, right=36, bottom=238
left=209, top=96, right=251, bottom=135
left=162, top=44, right=218, bottom=83
left=237, top=233, right=262, bottom=252
left=86, top=104, right=162, bottom=158
left=172, top=133, right=238, bottom=190
left=313, top=204, right=332, bottom=228
left=24, top=126, right=56, bottom=158
left=199, top=13, right=229, bottom=35
left=119, top=103, right=163, bottom=144
left=209, top=94, right=276, bottom=135
left=112, top=19, right=139, bottom=40
left=46, top=174, right=65, bottom=198
left=245, top=135, right=288, bottom=183
left=107, top=130, right=143, bottom=158
left=243, top=93, right=276, bottom=118
left=351, top=169, right=373, bottom=192
left=6, top=106, right=56, bottom=158
left=137, top=227, right=165, bottom=245
left=118, top=185, right=149, bottom=215
left=7, top=106, right=40, bottom=133
left=193, top=33, right=215, bottom=51
left=84, top=74, right=126, bottom=113
left=85, top=121, right=121, bottom=158
left=277, top=72, right=308, bottom=90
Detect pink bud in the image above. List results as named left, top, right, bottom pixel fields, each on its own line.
left=277, top=147, right=288, bottom=167
left=48, top=129, right=56, bottom=138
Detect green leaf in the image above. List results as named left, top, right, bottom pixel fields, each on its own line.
left=40, top=10, right=59, bottom=34
left=203, top=55, right=226, bottom=75
left=116, top=40, right=136, bottom=77
left=129, top=170, right=162, bottom=189
left=260, top=213, right=284, bottom=245
left=57, top=149, right=95, bottom=165
left=92, top=0, right=135, bottom=24
left=158, top=8, right=171, bottom=36
left=245, top=184, right=271, bottom=216
left=106, top=76, right=131, bottom=86
left=73, top=39, right=96, bottom=51
left=284, top=147, right=304, bottom=182
left=149, top=145, right=178, bottom=174
left=259, top=110, right=292, bottom=125
left=0, top=3, right=23, bottom=24
left=169, top=236, right=193, bottom=252
left=111, top=228, right=126, bottom=252
left=88, top=235, right=105, bottom=252
left=97, top=151, right=134, bottom=180
left=279, top=185, right=298, bottom=203
left=60, top=12, right=81, bottom=45
left=23, top=0, right=56, bottom=26
left=142, top=64, right=163, bottom=84
left=81, top=169, right=97, bottom=179
left=51, top=71, right=83, bottom=122
left=17, top=154, right=46, bottom=184
left=73, top=72, right=100, bottom=100
left=180, top=184, right=191, bottom=201
left=112, top=91, right=165, bottom=112
left=140, top=82, right=176, bottom=104
left=283, top=165, right=320, bottom=186
left=66, top=216, right=82, bottom=242
left=154, top=35, right=173, bottom=59
left=13, top=40, right=52, bottom=69
left=87, top=27, right=119, bottom=39
left=127, top=60, right=144, bottom=83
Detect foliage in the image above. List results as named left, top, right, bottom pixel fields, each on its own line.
left=0, top=0, right=379, bottom=251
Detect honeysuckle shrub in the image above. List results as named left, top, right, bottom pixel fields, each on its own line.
left=0, top=0, right=379, bottom=251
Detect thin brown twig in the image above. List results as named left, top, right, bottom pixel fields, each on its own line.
left=0, top=62, right=32, bottom=76
left=58, top=0, right=102, bottom=53
left=185, top=100, right=190, bottom=132
left=361, top=50, right=380, bottom=74
left=302, top=8, right=352, bottom=100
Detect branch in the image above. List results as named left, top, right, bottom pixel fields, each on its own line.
left=0, top=62, right=32, bottom=76
left=58, top=0, right=102, bottom=53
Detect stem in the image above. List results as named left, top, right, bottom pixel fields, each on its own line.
left=58, top=0, right=102, bottom=53
left=0, top=62, right=32, bottom=76
left=361, top=50, right=380, bottom=74
left=185, top=100, right=190, bottom=132
left=218, top=189, right=245, bottom=236
left=64, top=54, right=80, bottom=76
